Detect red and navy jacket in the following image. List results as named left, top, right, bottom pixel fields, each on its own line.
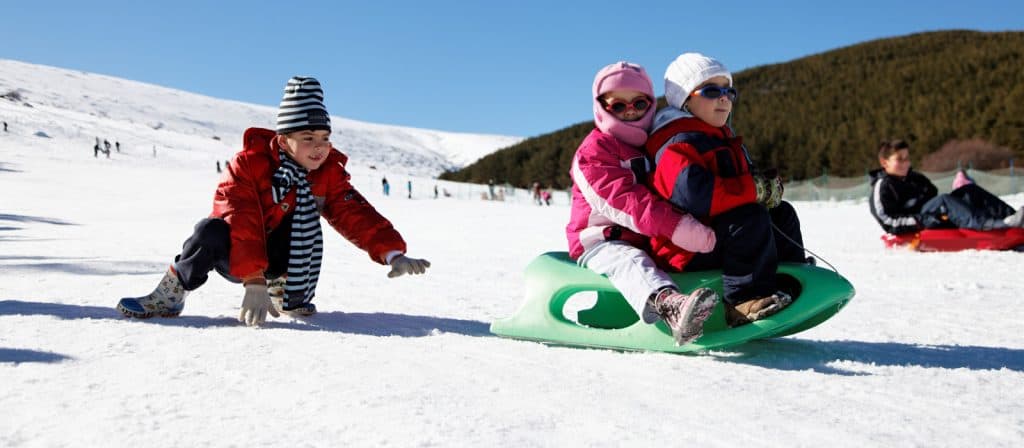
left=644, top=113, right=757, bottom=270
left=211, top=127, right=406, bottom=279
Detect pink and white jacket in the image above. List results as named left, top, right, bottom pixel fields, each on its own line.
left=566, top=128, right=715, bottom=260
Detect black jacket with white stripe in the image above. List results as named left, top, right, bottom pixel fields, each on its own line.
left=868, top=168, right=938, bottom=235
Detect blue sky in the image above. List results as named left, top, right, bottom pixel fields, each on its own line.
left=3, top=0, right=1021, bottom=137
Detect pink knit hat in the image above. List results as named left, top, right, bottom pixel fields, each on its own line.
left=592, top=61, right=656, bottom=146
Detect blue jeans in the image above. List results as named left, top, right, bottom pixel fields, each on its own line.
left=920, top=184, right=1015, bottom=230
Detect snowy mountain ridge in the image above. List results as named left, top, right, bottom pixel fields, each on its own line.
left=0, top=58, right=522, bottom=176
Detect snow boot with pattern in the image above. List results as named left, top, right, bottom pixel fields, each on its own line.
left=117, top=267, right=188, bottom=318
left=648, top=287, right=719, bottom=345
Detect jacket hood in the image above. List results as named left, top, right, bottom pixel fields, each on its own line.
left=868, top=168, right=887, bottom=185
left=592, top=62, right=656, bottom=146
left=652, top=107, right=693, bottom=134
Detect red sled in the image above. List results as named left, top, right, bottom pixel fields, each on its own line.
left=882, top=227, right=1024, bottom=252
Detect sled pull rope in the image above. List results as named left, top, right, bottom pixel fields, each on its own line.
left=771, top=222, right=840, bottom=275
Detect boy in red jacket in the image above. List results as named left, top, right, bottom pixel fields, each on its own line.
left=645, top=53, right=806, bottom=327
left=118, top=77, right=430, bottom=326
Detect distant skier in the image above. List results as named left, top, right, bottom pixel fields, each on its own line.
left=117, top=76, right=430, bottom=327
left=406, top=180, right=412, bottom=199
left=216, top=160, right=222, bottom=173
left=382, top=176, right=390, bottom=196
left=115, top=141, right=121, bottom=153
left=103, top=139, right=111, bottom=153
left=2, top=121, right=7, bottom=132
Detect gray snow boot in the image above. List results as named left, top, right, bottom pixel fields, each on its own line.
left=648, top=287, right=719, bottom=346
left=117, top=268, right=188, bottom=318
left=268, top=276, right=317, bottom=316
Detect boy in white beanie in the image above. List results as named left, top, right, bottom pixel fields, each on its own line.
left=117, top=76, right=430, bottom=326
left=644, top=53, right=807, bottom=327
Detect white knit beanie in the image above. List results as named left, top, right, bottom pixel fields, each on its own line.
left=664, top=53, right=733, bottom=110
left=276, top=76, right=331, bottom=134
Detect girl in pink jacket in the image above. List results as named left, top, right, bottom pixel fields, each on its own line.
left=565, top=62, right=718, bottom=345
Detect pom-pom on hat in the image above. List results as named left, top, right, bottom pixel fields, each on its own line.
left=664, top=53, right=732, bottom=109
left=276, top=76, right=331, bottom=134
left=592, top=61, right=656, bottom=146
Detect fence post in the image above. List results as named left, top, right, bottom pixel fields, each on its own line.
left=821, top=168, right=828, bottom=201
left=1011, top=158, right=1017, bottom=194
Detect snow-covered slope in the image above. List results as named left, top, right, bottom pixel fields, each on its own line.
left=1, top=59, right=1023, bottom=447
left=0, top=58, right=521, bottom=176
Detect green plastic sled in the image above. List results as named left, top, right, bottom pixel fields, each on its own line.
left=490, top=252, right=856, bottom=353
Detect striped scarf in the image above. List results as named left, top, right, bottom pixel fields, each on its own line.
left=271, top=150, right=324, bottom=308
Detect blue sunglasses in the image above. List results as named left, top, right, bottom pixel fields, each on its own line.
left=690, top=85, right=738, bottom=102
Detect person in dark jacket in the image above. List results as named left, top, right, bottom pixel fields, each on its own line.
left=869, top=139, right=1024, bottom=234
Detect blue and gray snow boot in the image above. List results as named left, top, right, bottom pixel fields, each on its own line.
left=117, top=267, right=188, bottom=318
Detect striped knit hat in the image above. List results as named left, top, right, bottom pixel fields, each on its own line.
left=276, top=76, right=332, bottom=134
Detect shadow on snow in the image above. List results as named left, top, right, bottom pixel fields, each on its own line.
left=711, top=338, right=1024, bottom=375
left=0, top=213, right=77, bottom=226
left=0, top=348, right=72, bottom=364
left=0, top=260, right=166, bottom=276
left=0, top=162, right=23, bottom=173
left=4, top=300, right=1017, bottom=372
left=0, top=300, right=492, bottom=338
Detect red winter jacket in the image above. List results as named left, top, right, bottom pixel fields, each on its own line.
left=644, top=113, right=757, bottom=271
left=211, top=128, right=406, bottom=279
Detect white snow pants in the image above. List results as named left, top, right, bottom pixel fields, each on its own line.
left=578, top=241, right=675, bottom=323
